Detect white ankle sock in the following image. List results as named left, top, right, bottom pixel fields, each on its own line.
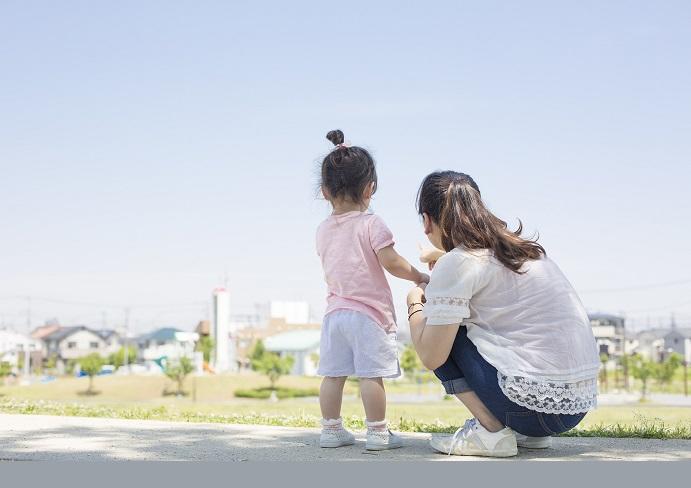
left=366, top=419, right=388, bottom=432
left=322, top=418, right=345, bottom=432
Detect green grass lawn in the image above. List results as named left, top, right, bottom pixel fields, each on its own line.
left=1, top=373, right=690, bottom=439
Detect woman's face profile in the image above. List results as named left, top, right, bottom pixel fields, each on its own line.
left=422, top=213, right=444, bottom=250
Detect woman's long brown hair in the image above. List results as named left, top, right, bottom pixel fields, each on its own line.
left=417, top=171, right=545, bottom=273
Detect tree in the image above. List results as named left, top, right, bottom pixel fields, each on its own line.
left=0, top=361, right=12, bottom=386
left=251, top=350, right=294, bottom=390
left=195, top=336, right=214, bottom=363
left=79, top=353, right=105, bottom=394
left=655, top=352, right=682, bottom=390
left=626, top=354, right=658, bottom=401
left=249, top=340, right=266, bottom=364
left=45, top=354, right=58, bottom=374
left=108, top=346, right=137, bottom=369
left=599, top=353, right=609, bottom=392
left=164, top=357, right=194, bottom=396
left=401, top=344, right=422, bottom=379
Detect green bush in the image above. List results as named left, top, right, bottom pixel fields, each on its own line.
left=234, top=386, right=319, bottom=399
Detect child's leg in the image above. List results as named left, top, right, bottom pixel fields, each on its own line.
left=320, top=376, right=347, bottom=420
left=359, top=377, right=386, bottom=422
left=319, top=376, right=355, bottom=448
left=360, top=376, right=402, bottom=450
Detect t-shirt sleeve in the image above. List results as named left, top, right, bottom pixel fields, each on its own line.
left=423, top=252, right=485, bottom=326
left=368, top=215, right=395, bottom=252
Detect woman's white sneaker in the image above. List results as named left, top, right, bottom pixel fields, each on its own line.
left=430, top=418, right=518, bottom=458
left=366, top=429, right=403, bottom=450
left=515, top=433, right=552, bottom=449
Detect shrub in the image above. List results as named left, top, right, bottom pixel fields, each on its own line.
left=164, top=357, right=194, bottom=396
left=234, top=387, right=319, bottom=399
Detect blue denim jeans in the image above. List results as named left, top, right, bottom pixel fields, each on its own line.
left=433, top=327, right=586, bottom=437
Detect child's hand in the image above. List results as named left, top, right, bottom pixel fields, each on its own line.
left=417, top=272, right=430, bottom=285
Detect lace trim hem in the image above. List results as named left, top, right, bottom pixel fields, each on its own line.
left=428, top=297, right=470, bottom=307
left=497, top=372, right=598, bottom=415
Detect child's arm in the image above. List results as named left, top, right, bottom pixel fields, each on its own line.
left=377, top=245, right=429, bottom=284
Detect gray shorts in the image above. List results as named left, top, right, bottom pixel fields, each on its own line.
left=317, top=309, right=401, bottom=379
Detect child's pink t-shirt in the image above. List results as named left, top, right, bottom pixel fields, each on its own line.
left=316, top=211, right=397, bottom=332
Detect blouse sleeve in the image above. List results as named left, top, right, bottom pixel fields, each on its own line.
left=423, top=251, right=485, bottom=326
left=368, top=214, right=395, bottom=252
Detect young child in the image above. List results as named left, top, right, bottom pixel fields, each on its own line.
left=315, top=129, right=429, bottom=450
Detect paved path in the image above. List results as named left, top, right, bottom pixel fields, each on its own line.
left=1, top=414, right=689, bottom=461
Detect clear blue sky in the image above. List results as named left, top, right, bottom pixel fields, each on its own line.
left=1, top=1, right=690, bottom=333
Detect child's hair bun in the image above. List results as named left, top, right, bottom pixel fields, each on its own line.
left=326, top=129, right=345, bottom=146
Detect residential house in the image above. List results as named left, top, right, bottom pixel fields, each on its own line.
left=264, top=329, right=321, bottom=376
left=136, top=327, right=199, bottom=362
left=0, top=329, right=42, bottom=371
left=632, top=329, right=669, bottom=362
left=43, top=326, right=121, bottom=360
left=663, top=328, right=691, bottom=363
left=589, top=313, right=626, bottom=357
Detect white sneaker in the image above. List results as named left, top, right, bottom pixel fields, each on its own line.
left=366, top=429, right=404, bottom=451
left=319, top=427, right=355, bottom=448
left=430, top=418, right=518, bottom=458
left=515, top=433, right=552, bottom=449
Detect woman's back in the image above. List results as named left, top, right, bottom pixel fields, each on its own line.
left=464, top=250, right=598, bottom=379
left=427, top=248, right=599, bottom=383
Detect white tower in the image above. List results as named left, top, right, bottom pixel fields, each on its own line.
left=212, top=287, right=233, bottom=372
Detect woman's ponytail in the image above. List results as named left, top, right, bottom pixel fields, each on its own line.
left=418, top=171, right=545, bottom=273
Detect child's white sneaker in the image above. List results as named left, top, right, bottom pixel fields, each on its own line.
left=430, top=418, right=518, bottom=458
left=515, top=433, right=552, bottom=449
left=365, top=420, right=403, bottom=450
left=319, top=418, right=355, bottom=448
left=365, top=429, right=403, bottom=450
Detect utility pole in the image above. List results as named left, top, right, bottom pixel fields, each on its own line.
left=24, top=296, right=31, bottom=378
left=621, top=315, right=629, bottom=392
left=123, top=307, right=130, bottom=374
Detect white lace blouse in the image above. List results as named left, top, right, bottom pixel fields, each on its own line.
left=423, top=248, right=600, bottom=415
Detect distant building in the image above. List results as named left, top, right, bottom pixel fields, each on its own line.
left=265, top=329, right=321, bottom=376
left=212, top=288, right=235, bottom=372
left=43, top=326, right=121, bottom=364
left=234, top=316, right=321, bottom=370
left=0, top=329, right=42, bottom=371
left=661, top=328, right=691, bottom=363
left=589, top=313, right=626, bottom=357
left=136, top=327, right=198, bottom=362
left=270, top=301, right=311, bottom=325
left=632, top=328, right=668, bottom=361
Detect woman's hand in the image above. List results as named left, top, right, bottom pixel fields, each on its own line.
left=419, top=244, right=445, bottom=271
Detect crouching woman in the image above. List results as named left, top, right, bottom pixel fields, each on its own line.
left=407, top=171, right=600, bottom=457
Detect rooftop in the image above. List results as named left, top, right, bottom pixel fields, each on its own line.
left=264, top=330, right=321, bottom=353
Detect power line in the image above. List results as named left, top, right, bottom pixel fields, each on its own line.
left=579, top=278, right=691, bottom=294
left=0, top=295, right=207, bottom=310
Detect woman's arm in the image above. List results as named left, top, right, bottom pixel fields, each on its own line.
left=407, top=284, right=460, bottom=370
left=377, top=245, right=429, bottom=284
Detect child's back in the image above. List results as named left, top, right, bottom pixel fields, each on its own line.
left=317, top=210, right=396, bottom=332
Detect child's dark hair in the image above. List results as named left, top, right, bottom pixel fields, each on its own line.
left=321, top=129, right=377, bottom=204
